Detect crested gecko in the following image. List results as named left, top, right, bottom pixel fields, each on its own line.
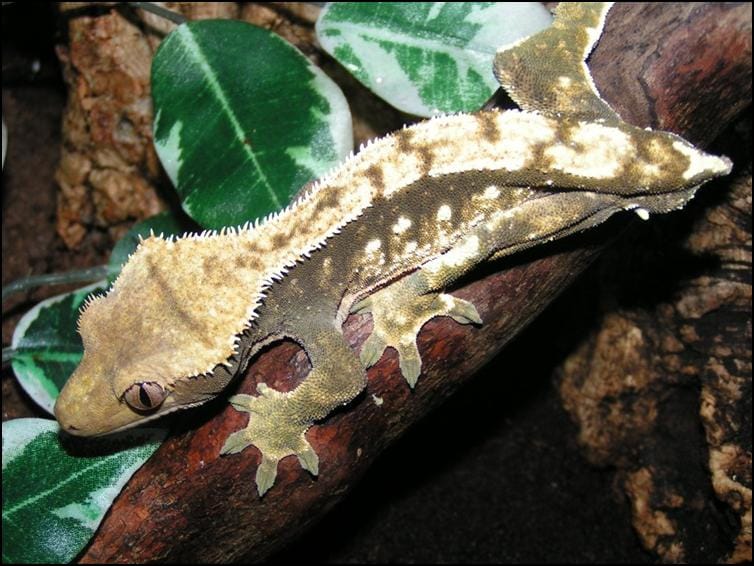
left=55, top=3, right=731, bottom=496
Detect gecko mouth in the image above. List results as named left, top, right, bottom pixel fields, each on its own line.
left=60, top=397, right=211, bottom=438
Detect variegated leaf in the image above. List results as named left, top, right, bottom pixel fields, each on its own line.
left=317, top=2, right=552, bottom=116
left=152, top=20, right=352, bottom=229
left=2, top=419, right=165, bottom=564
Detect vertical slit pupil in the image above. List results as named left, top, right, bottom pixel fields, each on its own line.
left=139, top=386, right=153, bottom=407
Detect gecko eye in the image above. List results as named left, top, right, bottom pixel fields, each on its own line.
left=123, top=382, right=167, bottom=412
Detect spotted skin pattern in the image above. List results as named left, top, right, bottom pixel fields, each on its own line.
left=55, top=3, right=731, bottom=496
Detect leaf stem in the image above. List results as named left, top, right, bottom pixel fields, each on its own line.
left=2, top=347, right=16, bottom=367
left=2, top=265, right=111, bottom=303
left=128, top=2, right=187, bottom=25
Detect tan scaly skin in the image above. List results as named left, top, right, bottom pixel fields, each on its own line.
left=55, top=2, right=731, bottom=496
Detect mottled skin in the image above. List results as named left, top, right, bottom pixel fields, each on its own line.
left=55, top=2, right=731, bottom=495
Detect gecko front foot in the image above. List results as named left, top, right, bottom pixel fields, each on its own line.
left=220, top=383, right=319, bottom=496
left=352, top=271, right=481, bottom=388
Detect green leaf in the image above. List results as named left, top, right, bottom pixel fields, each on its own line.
left=152, top=19, right=352, bottom=229
left=316, top=2, right=552, bottom=116
left=10, top=282, right=107, bottom=414
left=2, top=419, right=165, bottom=564
left=108, top=211, right=192, bottom=283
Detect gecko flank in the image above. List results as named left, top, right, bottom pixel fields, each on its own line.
left=55, top=2, right=731, bottom=496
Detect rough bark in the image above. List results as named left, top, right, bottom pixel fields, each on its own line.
left=55, top=2, right=752, bottom=563
left=54, top=2, right=240, bottom=248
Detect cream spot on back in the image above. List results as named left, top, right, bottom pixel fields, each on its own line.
left=639, top=162, right=662, bottom=178
left=321, top=256, right=333, bottom=277
left=545, top=122, right=635, bottom=179
left=437, top=205, right=452, bottom=221
left=482, top=185, right=500, bottom=199
left=365, top=239, right=382, bottom=253
left=392, top=216, right=412, bottom=235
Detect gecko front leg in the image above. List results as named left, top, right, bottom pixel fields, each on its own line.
left=221, top=319, right=366, bottom=496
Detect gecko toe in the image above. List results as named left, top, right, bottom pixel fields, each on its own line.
left=228, top=394, right=255, bottom=413
left=360, top=332, right=387, bottom=368
left=351, top=296, right=373, bottom=314
left=397, top=341, right=422, bottom=388
left=220, top=429, right=250, bottom=455
left=255, top=456, right=278, bottom=497
left=442, top=295, right=483, bottom=325
left=296, top=442, right=320, bottom=476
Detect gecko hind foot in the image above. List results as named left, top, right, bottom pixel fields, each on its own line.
left=353, top=272, right=481, bottom=388
left=220, top=384, right=318, bottom=496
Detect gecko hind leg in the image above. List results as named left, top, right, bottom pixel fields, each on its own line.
left=353, top=269, right=481, bottom=388
left=356, top=186, right=639, bottom=389
left=494, top=2, right=617, bottom=122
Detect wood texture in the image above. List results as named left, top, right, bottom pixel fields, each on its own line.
left=64, top=3, right=751, bottom=562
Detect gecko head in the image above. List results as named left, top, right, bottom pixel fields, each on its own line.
left=54, top=233, right=257, bottom=436
left=54, top=307, right=236, bottom=437
left=54, top=347, right=179, bottom=436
